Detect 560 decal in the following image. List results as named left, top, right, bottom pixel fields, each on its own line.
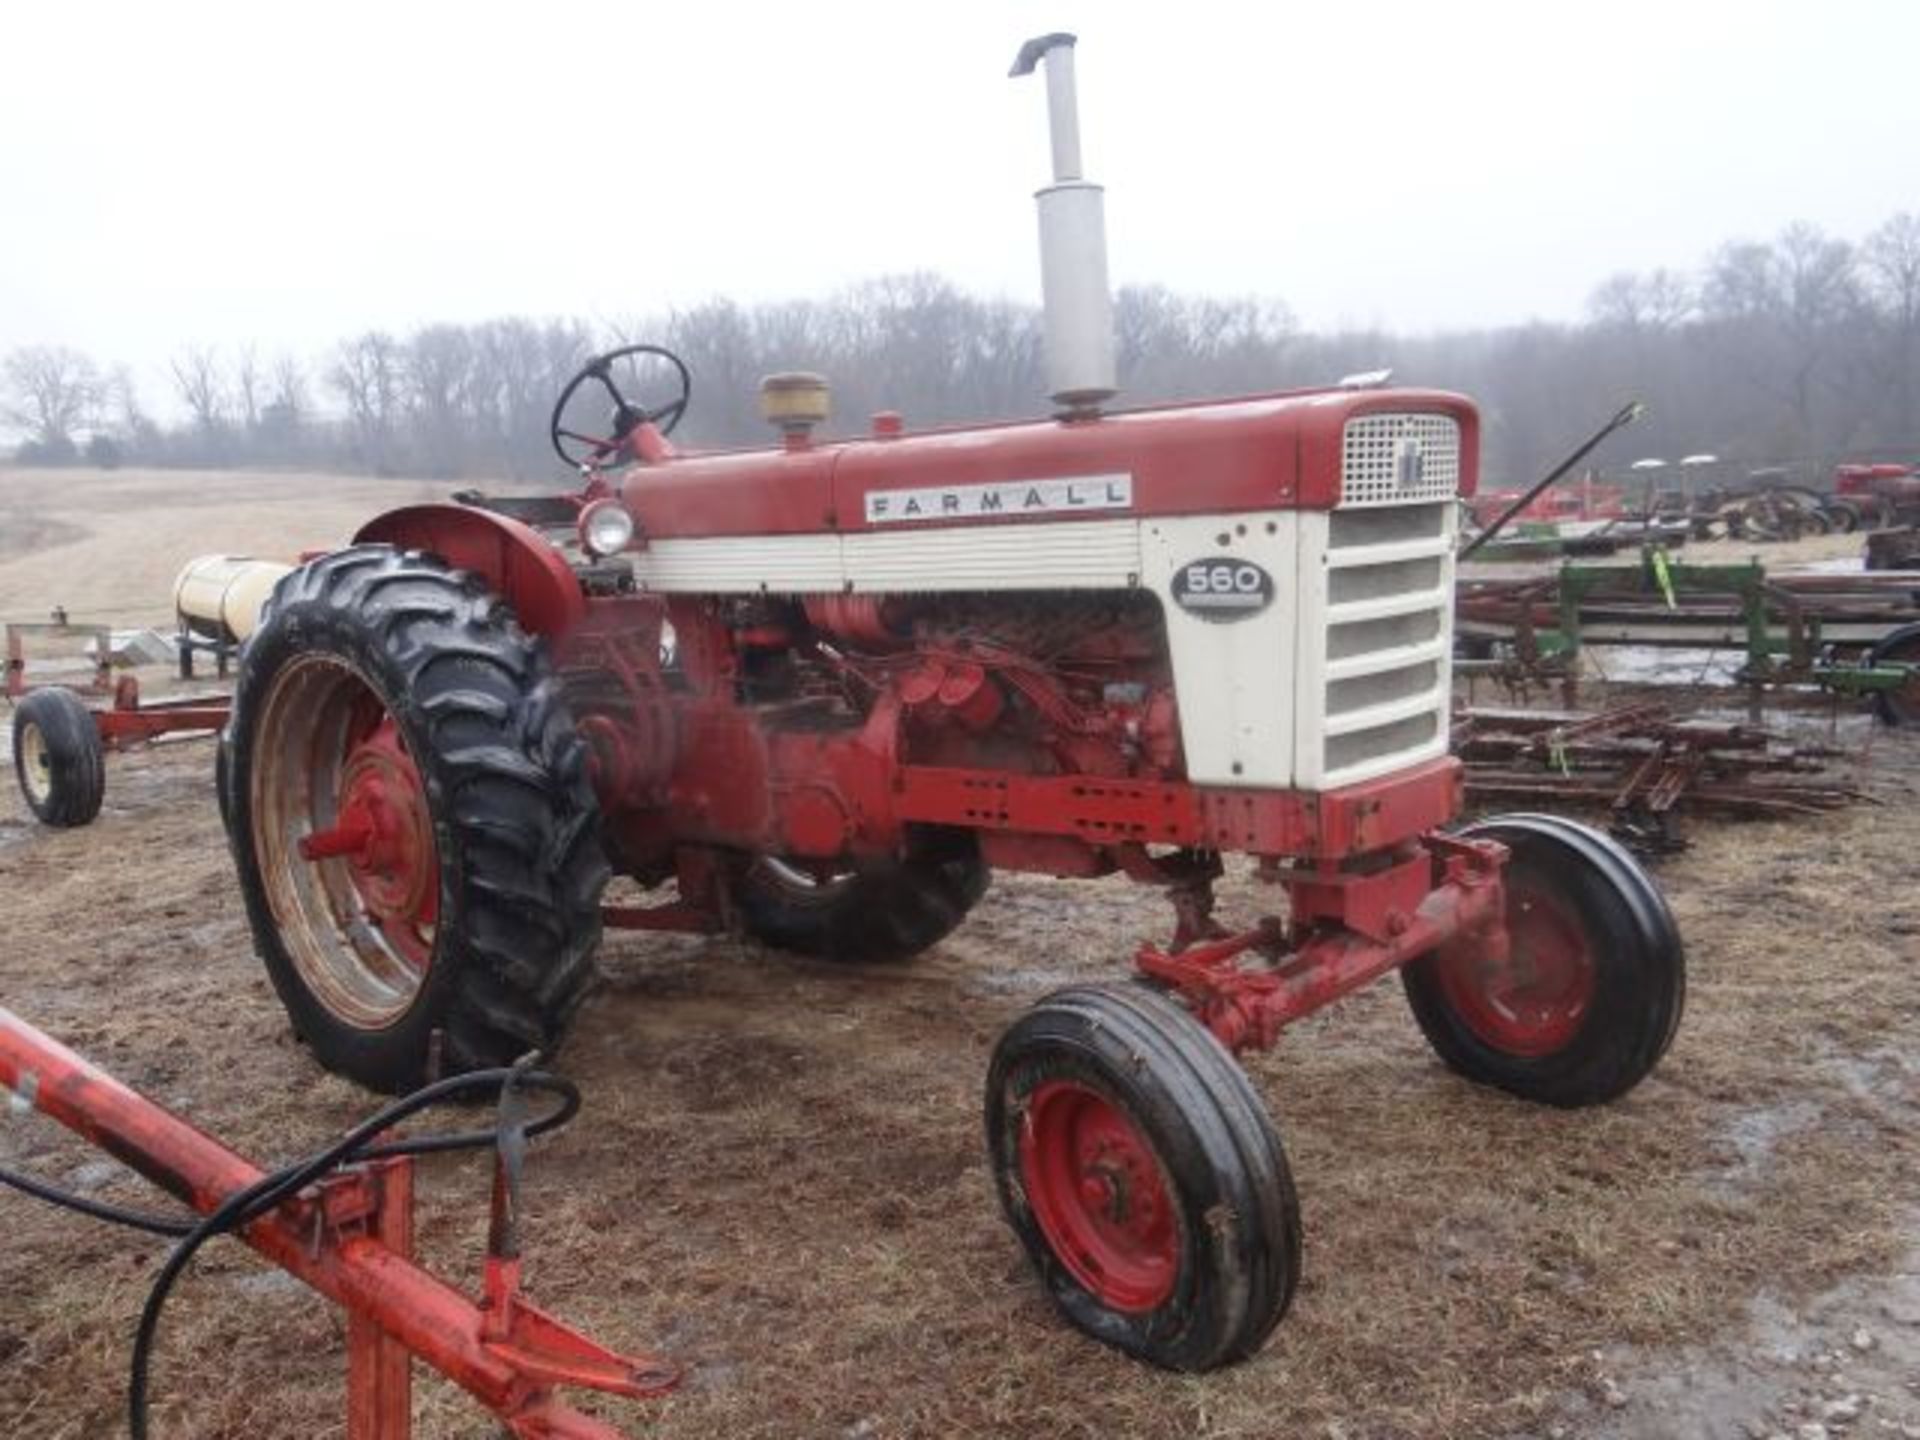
left=1170, top=557, right=1275, bottom=621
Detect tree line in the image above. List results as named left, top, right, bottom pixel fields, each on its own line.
left=5, top=213, right=1916, bottom=489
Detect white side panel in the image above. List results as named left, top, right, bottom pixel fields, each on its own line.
left=1138, top=513, right=1299, bottom=788
left=845, top=520, right=1140, bottom=592
left=632, top=535, right=845, bottom=594
left=628, top=521, right=1144, bottom=595
left=624, top=515, right=1295, bottom=787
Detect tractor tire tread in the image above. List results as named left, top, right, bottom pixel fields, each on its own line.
left=227, top=545, right=606, bottom=1092
left=1402, top=813, right=1684, bottom=1108
left=734, top=839, right=988, bottom=964
left=986, top=982, right=1301, bottom=1372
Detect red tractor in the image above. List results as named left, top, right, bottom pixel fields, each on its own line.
left=216, top=35, right=1684, bottom=1372
left=1835, top=462, right=1920, bottom=529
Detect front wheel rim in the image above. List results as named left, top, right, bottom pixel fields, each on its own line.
left=251, top=655, right=440, bottom=1029
left=1019, top=1079, right=1180, bottom=1313
left=1436, top=879, right=1596, bottom=1058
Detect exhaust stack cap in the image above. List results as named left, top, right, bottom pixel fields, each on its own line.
left=1012, top=32, right=1117, bottom=416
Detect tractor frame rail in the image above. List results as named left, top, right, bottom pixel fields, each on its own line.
left=0, top=1006, right=675, bottom=1439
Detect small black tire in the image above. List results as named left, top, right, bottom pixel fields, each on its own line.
left=733, top=836, right=988, bottom=963
left=225, top=545, right=607, bottom=1093
left=11, top=688, right=106, bottom=827
left=1868, top=622, right=1920, bottom=726
left=1401, top=814, right=1685, bottom=1108
left=986, top=983, right=1302, bottom=1371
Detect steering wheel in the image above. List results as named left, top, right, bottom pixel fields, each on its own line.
left=548, top=343, right=692, bottom=471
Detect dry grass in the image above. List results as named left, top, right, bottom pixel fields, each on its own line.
left=1, top=472, right=1916, bottom=1437
left=2, top=736, right=1915, bottom=1438
left=0, top=465, right=442, bottom=626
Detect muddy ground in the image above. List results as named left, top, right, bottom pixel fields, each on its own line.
left=1, top=469, right=1917, bottom=1439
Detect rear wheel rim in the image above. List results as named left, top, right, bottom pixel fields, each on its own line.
left=18, top=722, right=51, bottom=808
left=1436, top=876, right=1596, bottom=1058
left=752, top=855, right=858, bottom=901
left=251, top=655, right=440, bottom=1028
left=1019, top=1079, right=1179, bottom=1313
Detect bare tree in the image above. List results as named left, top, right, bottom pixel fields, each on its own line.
left=328, top=331, right=405, bottom=473
left=234, top=344, right=262, bottom=434
left=269, top=354, right=307, bottom=423
left=170, top=345, right=228, bottom=439
left=1863, top=212, right=1920, bottom=442
left=1589, top=269, right=1694, bottom=332
left=3, top=345, right=100, bottom=459
left=406, top=324, right=476, bottom=476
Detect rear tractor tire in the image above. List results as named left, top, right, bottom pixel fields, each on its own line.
left=986, top=983, right=1302, bottom=1371
left=223, top=545, right=608, bottom=1092
left=733, top=837, right=988, bottom=964
left=11, top=687, right=105, bottom=827
left=1401, top=814, right=1684, bottom=1108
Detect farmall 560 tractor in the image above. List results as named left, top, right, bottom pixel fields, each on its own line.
left=220, top=35, right=1684, bottom=1371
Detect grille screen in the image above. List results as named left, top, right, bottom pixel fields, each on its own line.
left=1341, top=414, right=1462, bottom=507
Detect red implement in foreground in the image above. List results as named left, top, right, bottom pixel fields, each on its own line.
left=0, top=1007, right=674, bottom=1439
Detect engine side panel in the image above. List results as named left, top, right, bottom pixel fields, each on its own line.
left=626, top=512, right=1299, bottom=788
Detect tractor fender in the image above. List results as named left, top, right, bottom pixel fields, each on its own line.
left=354, top=504, right=586, bottom=639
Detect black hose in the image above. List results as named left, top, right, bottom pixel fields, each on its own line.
left=0, top=1063, right=579, bottom=1438
left=0, top=1164, right=195, bottom=1237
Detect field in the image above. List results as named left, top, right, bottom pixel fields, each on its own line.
left=2, top=467, right=1918, bottom=1439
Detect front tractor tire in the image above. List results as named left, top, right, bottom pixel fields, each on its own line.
left=986, top=984, right=1302, bottom=1371
left=224, top=545, right=607, bottom=1093
left=1401, top=814, right=1685, bottom=1108
left=733, top=839, right=988, bottom=964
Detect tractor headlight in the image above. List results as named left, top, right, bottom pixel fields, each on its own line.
left=579, top=500, right=635, bottom=558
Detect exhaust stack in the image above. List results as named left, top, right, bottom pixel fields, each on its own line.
left=1011, top=33, right=1117, bottom=414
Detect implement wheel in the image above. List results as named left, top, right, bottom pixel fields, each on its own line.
left=986, top=983, right=1301, bottom=1371
left=1402, top=814, right=1684, bottom=1108
left=11, top=688, right=105, bottom=827
left=1869, top=623, right=1920, bottom=726
left=734, top=836, right=988, bottom=963
left=224, top=545, right=607, bottom=1092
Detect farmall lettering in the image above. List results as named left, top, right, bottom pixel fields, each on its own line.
left=865, top=473, right=1132, bottom=524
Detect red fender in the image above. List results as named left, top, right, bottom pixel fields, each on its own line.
left=354, top=504, right=586, bottom=639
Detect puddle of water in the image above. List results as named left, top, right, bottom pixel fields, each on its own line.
left=1795, top=557, right=1868, bottom=575
left=1717, top=1098, right=1821, bottom=1187
left=1564, top=1244, right=1920, bottom=1440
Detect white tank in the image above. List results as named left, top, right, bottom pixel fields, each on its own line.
left=173, top=555, right=295, bottom=644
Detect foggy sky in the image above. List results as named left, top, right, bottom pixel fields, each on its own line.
left=4, top=0, right=1917, bottom=413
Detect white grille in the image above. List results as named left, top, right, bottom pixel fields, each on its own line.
left=1295, top=499, right=1456, bottom=788
left=1340, top=414, right=1462, bottom=508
